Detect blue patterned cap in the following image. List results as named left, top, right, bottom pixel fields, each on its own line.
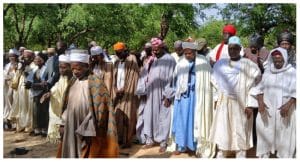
left=228, top=36, right=241, bottom=46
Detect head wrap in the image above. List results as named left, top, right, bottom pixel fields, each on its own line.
left=267, top=47, right=291, bottom=73
left=113, top=42, right=126, bottom=51
left=250, top=33, right=264, bottom=49
left=151, top=37, right=164, bottom=47
left=34, top=51, right=40, bottom=56
left=277, top=31, right=294, bottom=45
left=196, top=38, right=207, bottom=51
left=144, top=42, right=152, bottom=49
left=70, top=49, right=90, bottom=64
left=174, top=40, right=183, bottom=48
left=19, top=47, right=26, bottom=52
left=42, top=50, right=47, bottom=55
left=90, top=46, right=103, bottom=56
left=271, top=50, right=282, bottom=57
left=89, top=41, right=97, bottom=47
left=228, top=36, right=241, bottom=47
left=9, top=48, right=19, bottom=56
left=47, top=48, right=56, bottom=54
left=182, top=42, right=197, bottom=50
left=24, top=50, right=33, bottom=54
left=59, top=54, right=70, bottom=63
left=223, top=24, right=237, bottom=36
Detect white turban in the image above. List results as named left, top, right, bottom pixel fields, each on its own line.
left=174, top=40, right=183, bottom=48
left=90, top=46, right=103, bottom=56
left=182, top=42, right=197, bottom=50
left=59, top=54, right=70, bottom=63
left=24, top=50, right=33, bottom=54
left=70, top=49, right=90, bottom=64
left=34, top=51, right=40, bottom=56
left=9, top=49, right=19, bottom=56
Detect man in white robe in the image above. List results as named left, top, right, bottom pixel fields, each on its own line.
left=209, top=36, right=261, bottom=158
left=9, top=50, right=37, bottom=132
left=4, top=49, right=19, bottom=130
left=167, top=42, right=215, bottom=157
left=171, top=40, right=184, bottom=63
left=253, top=47, right=296, bottom=158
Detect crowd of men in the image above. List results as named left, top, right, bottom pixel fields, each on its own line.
left=3, top=24, right=296, bottom=158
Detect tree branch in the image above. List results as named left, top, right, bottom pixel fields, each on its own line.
left=4, top=4, right=13, bottom=17
left=69, top=28, right=95, bottom=43
left=12, top=5, right=20, bottom=34
left=24, top=14, right=37, bottom=43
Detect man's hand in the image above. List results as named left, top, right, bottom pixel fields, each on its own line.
left=163, top=98, right=171, bottom=108
left=59, top=125, right=64, bottom=140
left=258, top=102, right=268, bottom=114
left=278, top=102, right=292, bottom=118
left=278, top=98, right=296, bottom=118
left=40, top=92, right=51, bottom=103
left=245, top=107, right=253, bottom=119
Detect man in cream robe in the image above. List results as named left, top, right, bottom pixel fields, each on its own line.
left=42, top=54, right=72, bottom=143
left=168, top=42, right=215, bottom=157
left=4, top=49, right=19, bottom=130
left=209, top=36, right=261, bottom=158
left=253, top=47, right=296, bottom=158
left=9, top=50, right=37, bottom=132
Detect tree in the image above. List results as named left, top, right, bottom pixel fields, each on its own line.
left=219, top=3, right=296, bottom=48
left=4, top=4, right=42, bottom=48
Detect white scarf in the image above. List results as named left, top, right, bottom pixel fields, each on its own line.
left=267, top=47, right=292, bottom=74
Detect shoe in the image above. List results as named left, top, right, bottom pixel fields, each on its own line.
left=29, top=132, right=40, bottom=136
left=159, top=146, right=167, bottom=153
left=173, top=150, right=181, bottom=155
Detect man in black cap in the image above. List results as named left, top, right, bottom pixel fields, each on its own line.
left=244, top=33, right=269, bottom=74
left=277, top=31, right=296, bottom=68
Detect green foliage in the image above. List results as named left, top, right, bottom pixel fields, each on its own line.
left=3, top=3, right=296, bottom=53
left=220, top=3, right=296, bottom=49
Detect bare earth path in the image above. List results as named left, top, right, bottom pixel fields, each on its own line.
left=3, top=130, right=258, bottom=158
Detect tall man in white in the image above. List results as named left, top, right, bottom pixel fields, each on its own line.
left=209, top=36, right=261, bottom=158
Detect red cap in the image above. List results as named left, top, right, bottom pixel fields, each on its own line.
left=223, top=24, right=237, bottom=36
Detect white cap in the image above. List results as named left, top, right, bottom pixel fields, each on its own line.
left=34, top=51, right=40, bottom=56
left=70, top=49, right=90, bottom=64
left=9, top=49, right=19, bottom=56
left=90, top=46, right=103, bottom=56
left=182, top=42, right=197, bottom=50
left=228, top=36, right=242, bottom=47
left=59, top=54, right=70, bottom=63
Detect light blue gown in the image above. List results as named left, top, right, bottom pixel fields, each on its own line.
left=172, top=61, right=196, bottom=152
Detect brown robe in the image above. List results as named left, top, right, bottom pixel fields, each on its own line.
left=112, top=54, right=140, bottom=146
left=57, top=74, right=119, bottom=158
left=92, top=62, right=114, bottom=98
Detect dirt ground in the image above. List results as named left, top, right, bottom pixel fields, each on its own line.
left=3, top=130, right=258, bottom=158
